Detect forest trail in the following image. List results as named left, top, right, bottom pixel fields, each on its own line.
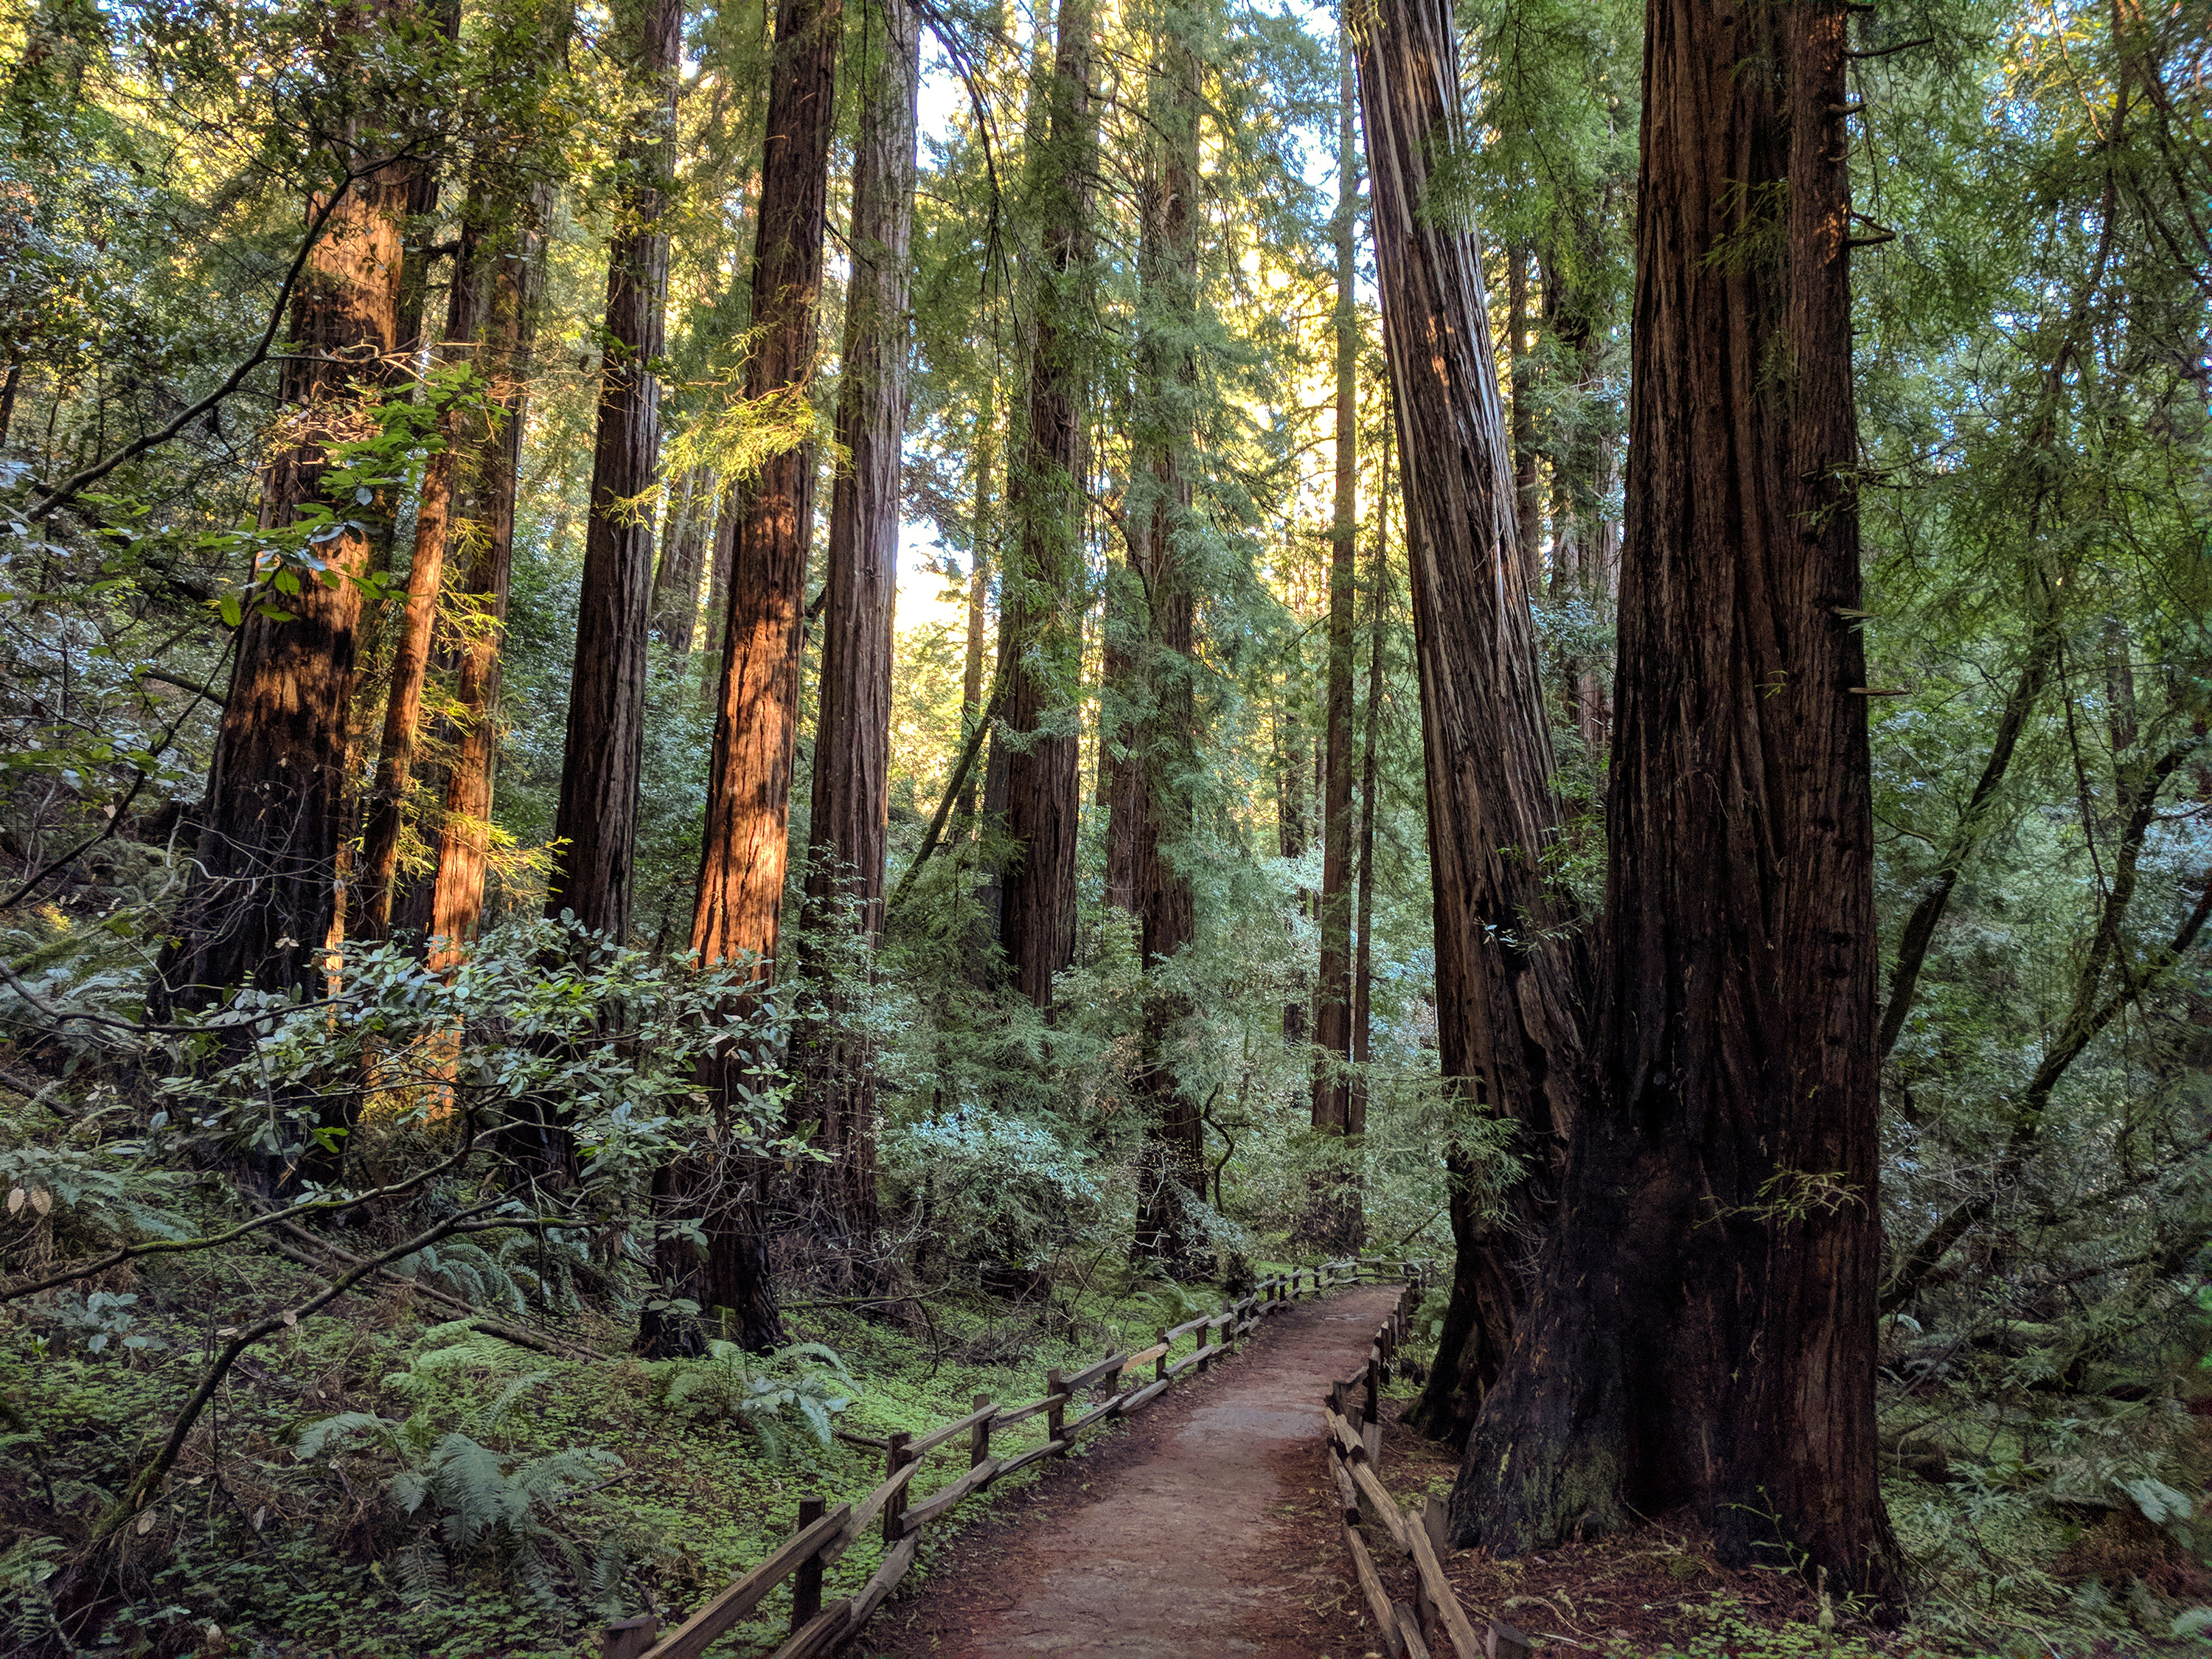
left=866, top=1282, right=1404, bottom=1658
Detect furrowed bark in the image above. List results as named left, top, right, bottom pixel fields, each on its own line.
left=996, top=0, right=1093, bottom=1012
left=545, top=0, right=679, bottom=942
left=798, top=0, right=919, bottom=1245
left=1354, top=0, right=1586, bottom=1445
left=1309, top=31, right=1363, bottom=1230
left=1453, top=0, right=1901, bottom=1598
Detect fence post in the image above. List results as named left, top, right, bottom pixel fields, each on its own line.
left=1046, top=1368, right=1068, bottom=1452
left=1154, top=1327, right=1169, bottom=1385
left=970, top=1394, right=993, bottom=1467
left=791, top=1495, right=824, bottom=1634
left=601, top=1617, right=658, bottom=1659
left=883, top=1432, right=913, bottom=1543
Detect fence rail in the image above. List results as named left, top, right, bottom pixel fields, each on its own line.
left=602, top=1254, right=1434, bottom=1659
left=1319, top=1281, right=1534, bottom=1659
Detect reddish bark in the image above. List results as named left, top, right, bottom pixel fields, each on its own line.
left=545, top=0, right=679, bottom=942
left=151, top=153, right=410, bottom=1017
left=799, top=0, right=920, bottom=1243
left=1443, top=0, right=1901, bottom=1595
left=996, top=0, right=1093, bottom=1012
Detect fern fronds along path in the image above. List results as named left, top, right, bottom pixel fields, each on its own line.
left=865, top=1284, right=1405, bottom=1657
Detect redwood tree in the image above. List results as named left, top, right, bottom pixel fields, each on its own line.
left=543, top=0, right=678, bottom=942
left=799, top=0, right=921, bottom=1244
left=1355, top=0, right=1586, bottom=1441
left=1127, top=10, right=1203, bottom=1272
left=150, top=145, right=410, bottom=1016
left=673, top=0, right=843, bottom=1353
left=995, top=0, right=1093, bottom=1012
left=1452, top=0, right=1899, bottom=1590
left=1307, top=32, right=1363, bottom=1250
left=1359, top=0, right=1901, bottom=1593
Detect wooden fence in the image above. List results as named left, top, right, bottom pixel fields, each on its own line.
left=1320, top=1284, right=1532, bottom=1659
left=602, top=1255, right=1433, bottom=1659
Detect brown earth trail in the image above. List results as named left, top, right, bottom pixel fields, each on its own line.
left=863, top=1283, right=1405, bottom=1658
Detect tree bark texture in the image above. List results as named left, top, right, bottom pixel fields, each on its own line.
left=1448, top=0, right=1900, bottom=1596
left=1309, top=35, right=1362, bottom=1244
left=1506, top=246, right=1541, bottom=588
left=957, top=421, right=993, bottom=825
left=427, top=183, right=550, bottom=957
left=650, top=464, right=716, bottom=652
left=1127, top=21, right=1203, bottom=1273
left=799, top=0, right=920, bottom=1242
left=996, top=0, right=1093, bottom=1012
left=692, top=0, right=843, bottom=979
left=150, top=150, right=409, bottom=1016
left=1354, top=0, right=1588, bottom=1445
left=545, top=0, right=679, bottom=942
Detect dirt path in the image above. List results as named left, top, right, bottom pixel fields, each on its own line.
left=860, top=1283, right=1405, bottom=1659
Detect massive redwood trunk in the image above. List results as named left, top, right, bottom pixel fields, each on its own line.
left=996, top=0, right=1093, bottom=1012
left=150, top=143, right=410, bottom=1018
left=427, top=184, right=550, bottom=956
left=1354, top=0, right=1587, bottom=1445
left=1447, top=0, right=1900, bottom=1596
left=545, top=0, right=678, bottom=942
left=798, top=0, right=920, bottom=1248
left=1127, top=19, right=1203, bottom=1274
left=671, top=0, right=842, bottom=1355
left=1307, top=32, right=1363, bottom=1251
left=692, top=0, right=841, bottom=981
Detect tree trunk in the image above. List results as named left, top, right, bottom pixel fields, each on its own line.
left=1354, top=0, right=1587, bottom=1444
left=1506, top=245, right=1541, bottom=588
left=664, top=0, right=843, bottom=1357
left=150, top=145, right=410, bottom=1018
left=1276, top=698, right=1310, bottom=1046
left=1127, top=17, right=1203, bottom=1274
left=798, top=0, right=919, bottom=1249
left=1307, top=32, right=1363, bottom=1251
left=957, top=421, right=993, bottom=826
left=695, top=482, right=741, bottom=698
left=997, top=0, right=1093, bottom=1013
left=692, top=0, right=841, bottom=981
left=1450, top=0, right=1901, bottom=1597
left=426, top=184, right=552, bottom=959
left=545, top=0, right=679, bottom=942
left=1349, top=494, right=1388, bottom=1135
left=650, top=464, right=715, bottom=653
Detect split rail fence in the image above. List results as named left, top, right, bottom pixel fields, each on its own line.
left=1321, top=1283, right=1532, bottom=1659
left=601, top=1254, right=1430, bottom=1659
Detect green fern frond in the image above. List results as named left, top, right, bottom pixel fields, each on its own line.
left=295, top=1411, right=397, bottom=1461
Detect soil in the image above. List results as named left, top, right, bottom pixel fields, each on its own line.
left=856, top=1283, right=1407, bottom=1658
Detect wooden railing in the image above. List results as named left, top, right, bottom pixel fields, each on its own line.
left=602, top=1255, right=1432, bottom=1659
left=1320, top=1282, right=1531, bottom=1659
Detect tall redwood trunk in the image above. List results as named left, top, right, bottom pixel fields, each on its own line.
left=1349, top=501, right=1388, bottom=1133
left=799, top=0, right=920, bottom=1246
left=672, top=0, right=842, bottom=1355
left=1127, top=18, right=1203, bottom=1273
left=1307, top=33, right=1362, bottom=1250
left=427, top=184, right=551, bottom=957
left=546, top=0, right=678, bottom=942
left=692, top=0, right=841, bottom=981
left=1506, top=246, right=1541, bottom=587
left=1354, top=0, right=1587, bottom=1443
left=1276, top=696, right=1310, bottom=1045
left=1449, top=0, right=1899, bottom=1595
left=997, top=0, right=1093, bottom=1012
left=956, top=419, right=993, bottom=826
left=150, top=146, right=409, bottom=1018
